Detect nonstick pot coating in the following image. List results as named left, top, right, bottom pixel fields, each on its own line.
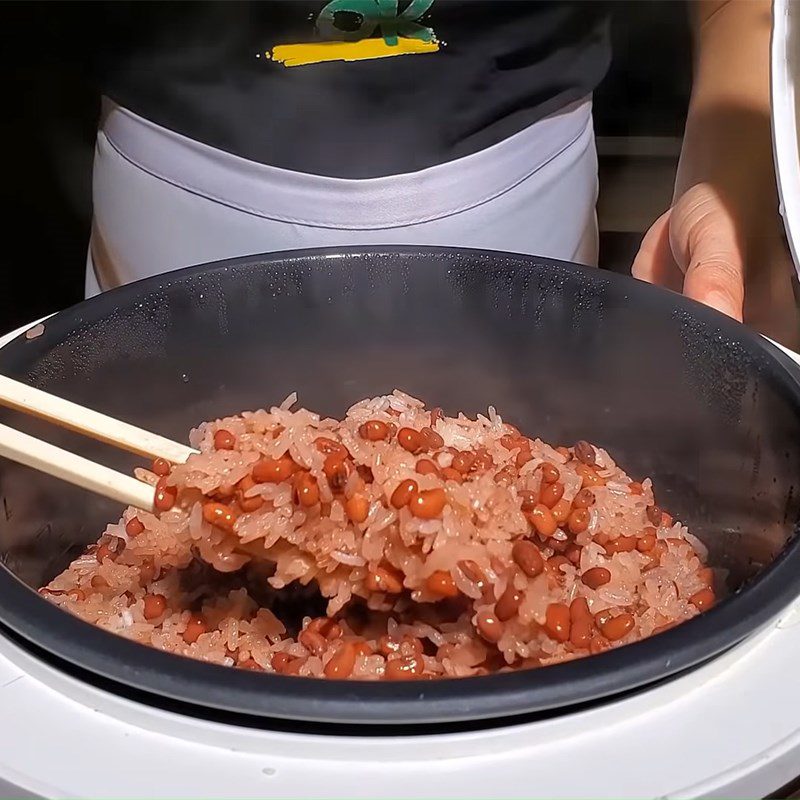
left=0, top=247, right=798, bottom=727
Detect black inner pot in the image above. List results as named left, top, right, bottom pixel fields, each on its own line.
left=0, top=246, right=799, bottom=728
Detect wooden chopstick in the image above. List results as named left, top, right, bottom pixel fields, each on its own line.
left=0, top=374, right=199, bottom=511
left=0, top=423, right=157, bottom=510
left=0, top=374, right=197, bottom=464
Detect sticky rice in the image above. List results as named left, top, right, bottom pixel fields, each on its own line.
left=41, top=391, right=716, bottom=680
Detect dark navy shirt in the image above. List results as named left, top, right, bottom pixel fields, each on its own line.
left=92, top=1, right=611, bottom=178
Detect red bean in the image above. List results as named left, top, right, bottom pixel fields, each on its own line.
left=451, top=451, right=476, bottom=474
left=152, top=457, right=171, bottom=476
left=573, top=488, right=595, bottom=509
left=90, top=575, right=109, bottom=589
left=696, top=567, right=715, bottom=587
left=415, top=458, right=440, bottom=477
left=183, top=614, right=207, bottom=644
left=637, top=529, right=657, bottom=552
left=365, top=565, right=404, bottom=594
left=570, top=618, right=593, bottom=649
left=283, top=657, right=307, bottom=675
left=576, top=463, right=606, bottom=488
left=299, top=629, right=328, bottom=656
left=425, top=570, right=458, bottom=598
left=409, top=487, right=447, bottom=519
left=629, top=481, right=644, bottom=495
left=359, top=420, right=390, bottom=441
left=573, top=440, right=596, bottom=466
left=512, top=541, right=544, bottom=577
left=567, top=508, right=590, bottom=534
left=494, top=466, right=516, bottom=486
left=252, top=454, right=296, bottom=484
left=539, top=481, right=565, bottom=508
left=291, top=471, right=318, bottom=507
left=594, top=608, right=614, bottom=629
left=143, top=594, right=167, bottom=620
left=324, top=641, right=357, bottom=679
left=391, top=478, right=418, bottom=509
left=420, top=426, right=445, bottom=450
left=540, top=462, right=560, bottom=484
left=690, top=587, right=715, bottom=611
left=570, top=596, right=592, bottom=622
left=569, top=598, right=594, bottom=650
left=398, top=427, right=423, bottom=453
left=314, top=437, right=349, bottom=459
left=213, top=429, right=236, bottom=450
left=97, top=537, right=125, bottom=562
left=604, top=536, right=637, bottom=554
left=544, top=603, right=571, bottom=642
left=476, top=609, right=504, bottom=643
left=646, top=505, right=663, bottom=526
left=495, top=583, right=523, bottom=621
left=551, top=498, right=571, bottom=525
left=139, top=560, right=158, bottom=585
left=323, top=455, right=350, bottom=492
left=515, top=445, right=534, bottom=468
left=384, top=655, right=424, bottom=680
left=517, top=489, right=536, bottom=511
left=601, top=612, right=635, bottom=641
left=357, top=465, right=374, bottom=484
left=236, top=475, right=264, bottom=512
left=67, top=588, right=86, bottom=601
left=353, top=641, right=374, bottom=657
left=345, top=494, right=370, bottom=523
left=441, top=467, right=463, bottom=484
left=581, top=566, right=612, bottom=589
left=430, top=407, right=444, bottom=425
left=527, top=504, right=557, bottom=537
left=271, top=652, right=293, bottom=673
left=547, top=555, right=571, bottom=576
left=153, top=478, right=177, bottom=512
left=378, top=635, right=400, bottom=656
left=125, top=517, right=145, bottom=537
left=472, top=449, right=494, bottom=471
left=565, top=545, right=582, bottom=565
left=202, top=501, right=238, bottom=532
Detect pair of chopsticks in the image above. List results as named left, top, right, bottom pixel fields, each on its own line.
left=0, top=374, right=197, bottom=512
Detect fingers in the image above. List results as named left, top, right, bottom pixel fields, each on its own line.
left=631, top=210, right=684, bottom=292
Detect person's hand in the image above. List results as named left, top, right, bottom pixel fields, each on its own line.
left=632, top=182, right=800, bottom=350
left=632, top=183, right=744, bottom=320
left=630, top=0, right=800, bottom=349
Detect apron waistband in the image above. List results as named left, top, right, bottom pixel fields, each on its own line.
left=99, top=97, right=593, bottom=231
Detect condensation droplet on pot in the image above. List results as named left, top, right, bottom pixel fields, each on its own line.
left=181, top=373, right=189, bottom=383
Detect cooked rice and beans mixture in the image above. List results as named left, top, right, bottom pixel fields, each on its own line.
left=41, top=391, right=717, bottom=680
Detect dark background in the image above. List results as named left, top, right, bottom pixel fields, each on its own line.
left=0, top=1, right=691, bottom=332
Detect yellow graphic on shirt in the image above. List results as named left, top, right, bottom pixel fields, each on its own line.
left=269, top=0, right=439, bottom=67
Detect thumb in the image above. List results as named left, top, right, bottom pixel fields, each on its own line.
left=669, top=185, right=745, bottom=322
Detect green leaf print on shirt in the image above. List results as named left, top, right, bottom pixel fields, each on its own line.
left=316, top=0, right=436, bottom=46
